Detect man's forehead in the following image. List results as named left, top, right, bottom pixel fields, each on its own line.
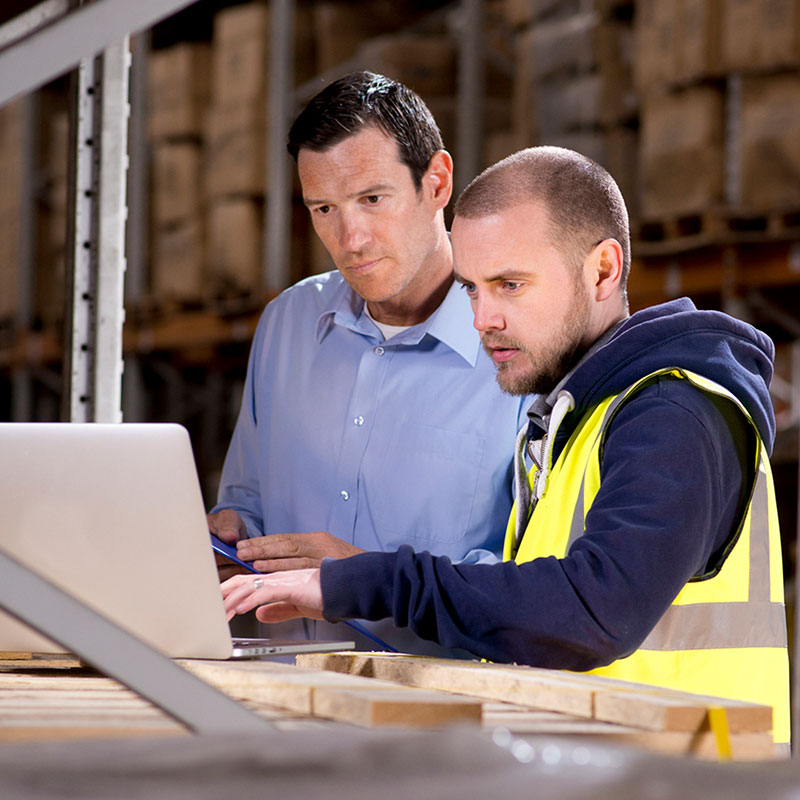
left=298, top=131, right=411, bottom=198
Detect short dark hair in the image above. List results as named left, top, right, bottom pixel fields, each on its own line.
left=455, top=146, right=631, bottom=299
left=287, top=71, right=444, bottom=190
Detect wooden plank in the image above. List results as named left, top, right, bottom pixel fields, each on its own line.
left=593, top=687, right=772, bottom=733
left=175, top=659, right=482, bottom=728
left=0, top=654, right=82, bottom=670
left=176, top=660, right=317, bottom=714
left=297, top=654, right=771, bottom=735
left=297, top=654, right=595, bottom=717
left=312, top=687, right=481, bottom=728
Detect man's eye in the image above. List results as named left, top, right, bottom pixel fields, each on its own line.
left=365, top=195, right=381, bottom=204
left=504, top=281, right=520, bottom=291
left=460, top=282, right=477, bottom=295
left=315, top=205, right=331, bottom=215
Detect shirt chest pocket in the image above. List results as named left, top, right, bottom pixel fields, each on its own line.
left=366, top=422, right=485, bottom=546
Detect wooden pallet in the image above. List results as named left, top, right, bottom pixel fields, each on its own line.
left=296, top=653, right=775, bottom=760
left=0, top=654, right=777, bottom=760
left=634, top=206, right=800, bottom=257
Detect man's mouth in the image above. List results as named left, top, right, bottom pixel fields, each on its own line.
left=346, top=258, right=381, bottom=274
left=483, top=339, right=521, bottom=364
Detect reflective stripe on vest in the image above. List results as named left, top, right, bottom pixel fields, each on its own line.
left=504, top=367, right=790, bottom=744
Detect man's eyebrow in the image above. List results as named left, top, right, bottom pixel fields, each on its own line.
left=454, top=269, right=531, bottom=284
left=303, top=183, right=393, bottom=207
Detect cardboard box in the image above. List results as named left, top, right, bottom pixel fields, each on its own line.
left=148, top=43, right=211, bottom=140
left=722, top=0, right=800, bottom=71
left=503, top=0, right=588, bottom=27
left=678, top=0, right=722, bottom=83
left=211, top=1, right=315, bottom=107
left=204, top=103, right=266, bottom=199
left=639, top=86, right=724, bottom=218
left=740, top=73, right=800, bottom=209
left=152, top=218, right=206, bottom=302
left=207, top=198, right=263, bottom=296
left=355, top=34, right=457, bottom=98
left=312, top=1, right=426, bottom=73
left=152, top=141, right=203, bottom=227
left=524, top=13, right=632, bottom=80
left=535, top=67, right=636, bottom=135
left=211, top=1, right=269, bottom=108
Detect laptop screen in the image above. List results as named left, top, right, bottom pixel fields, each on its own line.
left=0, top=423, right=235, bottom=658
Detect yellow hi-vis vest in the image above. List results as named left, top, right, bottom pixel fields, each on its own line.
left=503, top=367, right=790, bottom=745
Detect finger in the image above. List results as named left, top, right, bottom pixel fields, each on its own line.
left=252, top=557, right=318, bottom=573
left=255, top=602, right=320, bottom=624
left=208, top=510, right=245, bottom=544
left=215, top=527, right=241, bottom=545
left=237, top=534, right=302, bottom=561
left=222, top=574, right=271, bottom=618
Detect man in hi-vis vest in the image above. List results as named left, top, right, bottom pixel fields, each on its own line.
left=222, top=146, right=790, bottom=750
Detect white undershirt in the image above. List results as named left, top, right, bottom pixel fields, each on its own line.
left=363, top=302, right=413, bottom=341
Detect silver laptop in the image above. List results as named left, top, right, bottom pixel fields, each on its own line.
left=0, top=423, right=353, bottom=659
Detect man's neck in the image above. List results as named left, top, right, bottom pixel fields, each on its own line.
left=366, top=231, right=454, bottom=327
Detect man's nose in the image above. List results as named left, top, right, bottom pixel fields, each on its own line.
left=471, top=294, right=504, bottom=332
left=338, top=212, right=370, bottom=253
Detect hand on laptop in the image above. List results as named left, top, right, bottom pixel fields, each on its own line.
left=221, top=569, right=324, bottom=624
left=235, top=531, right=365, bottom=572
left=207, top=509, right=249, bottom=581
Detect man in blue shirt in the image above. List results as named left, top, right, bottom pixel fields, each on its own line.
left=208, top=72, right=529, bottom=654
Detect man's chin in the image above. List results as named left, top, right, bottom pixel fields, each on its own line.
left=495, top=369, right=533, bottom=397
left=496, top=367, right=556, bottom=397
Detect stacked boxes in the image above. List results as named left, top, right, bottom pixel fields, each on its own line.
left=639, top=86, right=724, bottom=219
left=636, top=0, right=800, bottom=222
left=728, top=0, right=800, bottom=211
left=635, top=0, right=725, bottom=220
left=204, top=1, right=315, bottom=297
left=508, top=1, right=638, bottom=213
left=739, top=74, right=800, bottom=211
left=148, top=42, right=211, bottom=303
left=204, top=2, right=268, bottom=298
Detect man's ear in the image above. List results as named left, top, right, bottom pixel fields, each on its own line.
left=590, top=239, right=624, bottom=301
left=423, top=150, right=454, bottom=210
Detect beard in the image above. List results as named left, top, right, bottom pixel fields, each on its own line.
left=483, top=281, right=591, bottom=397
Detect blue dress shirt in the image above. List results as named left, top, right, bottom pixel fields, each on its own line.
left=213, top=270, right=530, bottom=654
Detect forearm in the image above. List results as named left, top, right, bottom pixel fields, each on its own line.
left=321, top=547, right=642, bottom=669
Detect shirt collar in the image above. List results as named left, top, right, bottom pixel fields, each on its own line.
left=315, top=277, right=480, bottom=367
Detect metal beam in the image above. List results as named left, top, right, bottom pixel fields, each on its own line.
left=0, top=0, right=198, bottom=107
left=456, top=0, right=484, bottom=195
left=264, top=0, right=294, bottom=294
left=93, top=38, right=129, bottom=422
left=65, top=36, right=129, bottom=423
left=0, top=549, right=272, bottom=733
left=0, top=0, right=67, bottom=50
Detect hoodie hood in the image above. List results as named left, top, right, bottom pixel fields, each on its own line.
left=550, top=297, right=776, bottom=451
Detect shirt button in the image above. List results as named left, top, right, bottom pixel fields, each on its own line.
left=340, top=490, right=350, bottom=501
left=353, top=415, right=364, bottom=426
left=374, top=346, right=385, bottom=356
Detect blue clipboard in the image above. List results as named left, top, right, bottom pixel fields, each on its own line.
left=210, top=533, right=258, bottom=573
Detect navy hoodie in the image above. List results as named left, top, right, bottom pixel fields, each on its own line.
left=321, top=298, right=777, bottom=669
